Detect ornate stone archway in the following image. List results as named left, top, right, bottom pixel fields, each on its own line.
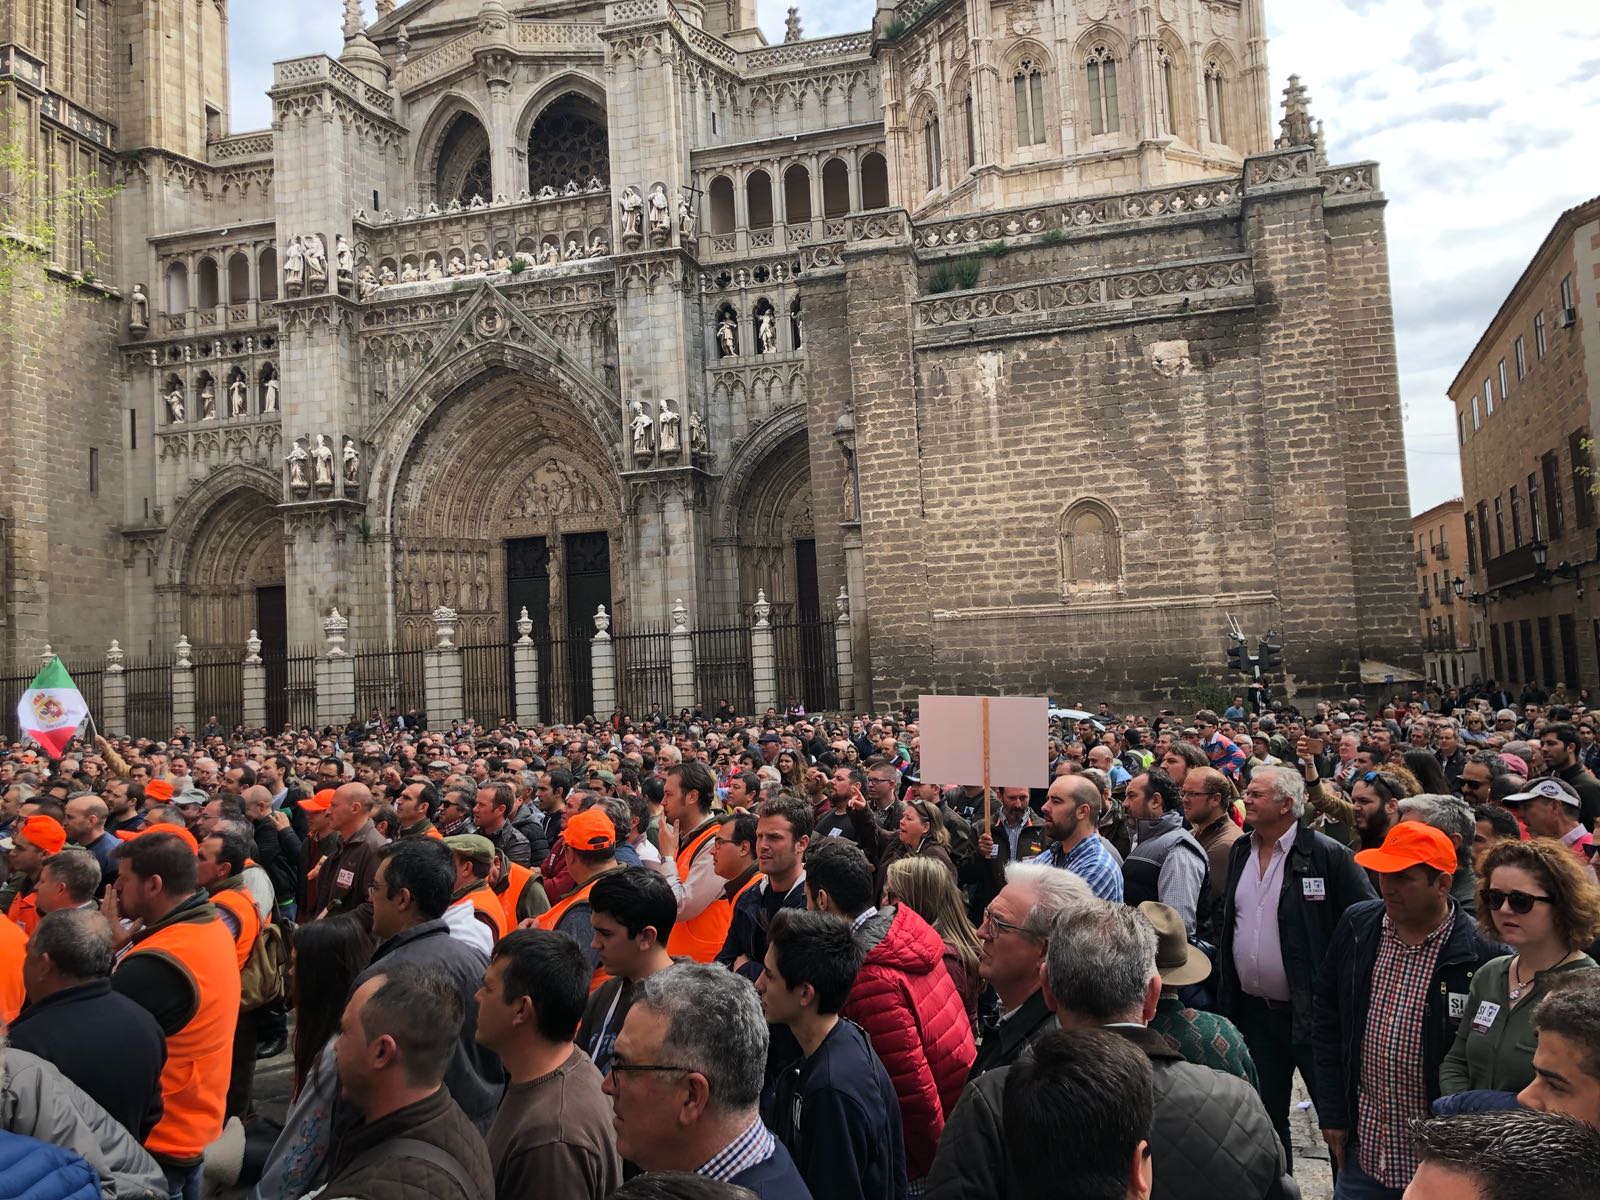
left=728, top=425, right=814, bottom=618
left=162, top=470, right=286, bottom=648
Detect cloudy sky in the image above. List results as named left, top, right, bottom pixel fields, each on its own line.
left=230, top=2, right=1600, bottom=515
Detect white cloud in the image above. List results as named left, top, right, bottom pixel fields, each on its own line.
left=231, top=1, right=1600, bottom=515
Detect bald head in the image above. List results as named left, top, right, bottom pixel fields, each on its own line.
left=1050, top=773, right=1103, bottom=814
left=331, top=781, right=375, bottom=836
left=242, top=785, right=273, bottom=820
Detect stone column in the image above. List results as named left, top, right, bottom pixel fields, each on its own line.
left=242, top=630, right=267, bottom=730
left=591, top=605, right=616, bottom=718
left=670, top=599, right=696, bottom=713
left=315, top=609, right=356, bottom=728
left=425, top=606, right=465, bottom=727
left=833, top=588, right=854, bottom=712
left=512, top=607, right=541, bottom=727
left=171, top=635, right=197, bottom=735
left=751, top=590, right=777, bottom=713
left=101, top=641, right=127, bottom=737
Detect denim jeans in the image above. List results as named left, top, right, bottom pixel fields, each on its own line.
left=162, top=1161, right=203, bottom=1200
left=1333, top=1146, right=1405, bottom=1200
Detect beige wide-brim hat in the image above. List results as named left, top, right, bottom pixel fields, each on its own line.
left=1138, top=901, right=1212, bottom=987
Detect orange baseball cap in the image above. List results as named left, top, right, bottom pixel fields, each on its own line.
left=1354, top=822, right=1457, bottom=876
left=114, top=822, right=200, bottom=854
left=564, top=806, right=616, bottom=851
left=6, top=814, right=66, bottom=856
left=144, top=779, right=174, bottom=802
left=297, top=788, right=335, bottom=813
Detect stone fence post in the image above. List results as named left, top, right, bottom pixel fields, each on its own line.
left=591, top=606, right=616, bottom=717
left=170, top=635, right=197, bottom=735
left=834, top=587, right=854, bottom=712
left=242, top=630, right=267, bottom=730
left=315, top=609, right=355, bottom=728
left=670, top=599, right=696, bottom=713
left=751, top=590, right=776, bottom=714
left=512, top=607, right=541, bottom=727
left=101, top=641, right=127, bottom=736
left=425, top=606, right=465, bottom=726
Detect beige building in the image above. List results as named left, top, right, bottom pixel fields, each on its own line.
left=0, top=0, right=1416, bottom=715
left=1412, top=499, right=1478, bottom=688
left=1453, top=196, right=1600, bottom=700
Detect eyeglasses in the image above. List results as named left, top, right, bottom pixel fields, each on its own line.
left=979, top=907, right=1030, bottom=938
left=1360, top=771, right=1403, bottom=799
left=1484, top=889, right=1554, bottom=915
left=1458, top=778, right=1489, bottom=790
left=607, top=1055, right=696, bottom=1079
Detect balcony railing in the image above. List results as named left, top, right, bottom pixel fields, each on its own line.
left=1433, top=542, right=1450, bottom=561
left=1485, top=543, right=1543, bottom=590
left=1417, top=592, right=1432, bottom=609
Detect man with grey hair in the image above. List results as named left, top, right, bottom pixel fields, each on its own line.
left=969, top=860, right=1094, bottom=1080
left=1399, top=793, right=1479, bottom=915
left=1214, top=764, right=1374, bottom=1169
left=927, top=900, right=1290, bottom=1200
left=602, top=961, right=808, bottom=1198
left=34, top=847, right=102, bottom=915
left=10, top=908, right=167, bottom=1139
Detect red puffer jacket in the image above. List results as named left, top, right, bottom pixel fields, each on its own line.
left=842, top=903, right=976, bottom=1180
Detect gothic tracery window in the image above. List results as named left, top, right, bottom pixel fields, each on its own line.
left=1013, top=58, right=1046, bottom=147
left=1085, top=45, right=1120, bottom=136
left=1205, top=59, right=1228, bottom=145
left=1061, top=499, right=1122, bottom=589
left=922, top=114, right=942, bottom=194
left=1158, top=48, right=1176, bottom=136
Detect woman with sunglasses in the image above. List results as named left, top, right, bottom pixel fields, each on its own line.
left=1440, top=838, right=1600, bottom=1096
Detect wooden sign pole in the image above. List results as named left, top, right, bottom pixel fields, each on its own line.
left=982, top=697, right=991, bottom=830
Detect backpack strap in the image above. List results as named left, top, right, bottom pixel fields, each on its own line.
left=343, top=1136, right=474, bottom=1197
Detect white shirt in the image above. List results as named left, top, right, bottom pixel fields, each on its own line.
left=1231, top=823, right=1298, bottom=1003
left=650, top=817, right=724, bottom=919
left=443, top=897, right=496, bottom=957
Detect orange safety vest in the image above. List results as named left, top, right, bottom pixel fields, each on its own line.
left=8, top=889, right=37, bottom=940
left=0, top=917, right=25, bottom=1023
left=665, top=822, right=729, bottom=962
left=497, top=860, right=534, bottom=928
left=463, top=884, right=508, bottom=942
left=210, top=885, right=262, bottom=971
left=121, top=909, right=241, bottom=1163
left=537, top=869, right=618, bottom=992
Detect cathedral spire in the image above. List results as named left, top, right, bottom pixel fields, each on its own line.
left=784, top=7, right=803, bottom=41
left=342, top=0, right=365, bottom=42
left=1275, top=74, right=1327, bottom=164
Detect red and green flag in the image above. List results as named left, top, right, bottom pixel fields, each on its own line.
left=17, top=657, right=89, bottom=759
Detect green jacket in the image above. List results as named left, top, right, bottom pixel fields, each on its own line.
left=1439, top=953, right=1598, bottom=1095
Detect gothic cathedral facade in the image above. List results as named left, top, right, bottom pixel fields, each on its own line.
left=0, top=0, right=1418, bottom=708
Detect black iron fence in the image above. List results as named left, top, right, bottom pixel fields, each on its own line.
left=694, top=623, right=754, bottom=716
left=614, top=624, right=673, bottom=718
left=351, top=644, right=427, bottom=725
left=461, top=640, right=514, bottom=726
left=264, top=647, right=319, bottom=732
left=772, top=617, right=839, bottom=714
left=125, top=654, right=174, bottom=741
left=191, top=647, right=243, bottom=735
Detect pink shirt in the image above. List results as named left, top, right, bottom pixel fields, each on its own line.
left=1231, top=823, right=1298, bottom=1003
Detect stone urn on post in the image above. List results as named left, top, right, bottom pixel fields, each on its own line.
left=323, top=608, right=349, bottom=658
left=431, top=605, right=459, bottom=649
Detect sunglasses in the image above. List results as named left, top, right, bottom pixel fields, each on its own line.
left=1484, top=889, right=1554, bottom=915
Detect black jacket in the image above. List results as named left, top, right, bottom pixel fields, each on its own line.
left=717, top=874, right=807, bottom=982
left=7, top=980, right=167, bottom=1141
left=251, top=815, right=301, bottom=903
left=967, top=988, right=1053, bottom=1083
left=958, top=814, right=1050, bottom=912
left=1215, top=822, right=1377, bottom=1045
left=1556, top=761, right=1600, bottom=832
left=1310, top=899, right=1505, bottom=1133
left=322, top=1085, right=494, bottom=1200
left=765, top=1018, right=909, bottom=1200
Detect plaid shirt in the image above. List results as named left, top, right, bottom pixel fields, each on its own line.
left=1031, top=833, right=1124, bottom=902
left=698, top=1116, right=777, bottom=1182
left=1356, top=911, right=1455, bottom=1187
left=1204, top=732, right=1248, bottom=780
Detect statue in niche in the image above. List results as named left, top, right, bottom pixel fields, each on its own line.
left=312, top=434, right=335, bottom=489
left=648, top=184, right=671, bottom=242
left=540, top=242, right=559, bottom=266
left=630, top=398, right=654, bottom=462
left=619, top=187, right=643, bottom=242
left=401, top=261, right=419, bottom=283
left=335, top=234, right=355, bottom=282
left=129, top=284, right=149, bottom=331
left=471, top=252, right=490, bottom=273
left=447, top=254, right=466, bottom=277
left=758, top=308, right=777, bottom=354
left=492, top=249, right=512, bottom=271
left=358, top=266, right=380, bottom=299
left=304, top=234, right=328, bottom=289
left=342, top=435, right=360, bottom=487
left=165, top=385, right=185, bottom=424
left=286, top=439, right=310, bottom=490
left=424, top=256, right=443, bottom=280
left=261, top=370, right=280, bottom=413
left=587, top=233, right=608, bottom=257
left=658, top=397, right=682, bottom=456
left=791, top=299, right=804, bottom=348
left=563, top=237, right=583, bottom=260
left=677, top=191, right=695, bottom=240
left=283, top=236, right=304, bottom=291
left=840, top=443, right=859, bottom=520
left=198, top=379, right=217, bottom=421
left=441, top=564, right=457, bottom=606
left=228, top=375, right=249, bottom=417
left=379, top=264, right=397, bottom=286
left=473, top=565, right=490, bottom=610
left=717, top=312, right=738, bottom=358
left=689, top=409, right=709, bottom=459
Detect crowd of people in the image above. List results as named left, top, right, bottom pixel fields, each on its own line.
left=2, top=686, right=1600, bottom=1200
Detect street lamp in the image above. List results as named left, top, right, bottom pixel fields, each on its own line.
left=1532, top=539, right=1549, bottom=570
left=1452, top=576, right=1465, bottom=599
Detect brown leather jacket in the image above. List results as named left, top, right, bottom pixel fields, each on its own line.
left=313, top=819, right=387, bottom=929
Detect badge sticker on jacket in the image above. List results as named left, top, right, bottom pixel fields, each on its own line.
left=1449, top=993, right=1468, bottom=1020
left=1302, top=877, right=1326, bottom=900
left=1472, top=1001, right=1501, bottom=1034
left=336, top=868, right=355, bottom=889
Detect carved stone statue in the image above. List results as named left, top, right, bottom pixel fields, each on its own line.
left=379, top=264, right=397, bottom=286
left=335, top=233, right=355, bottom=280
left=471, top=252, right=490, bottom=273
left=619, top=187, right=644, bottom=242
left=648, top=185, right=671, bottom=242
left=286, top=439, right=310, bottom=490
left=1147, top=339, right=1194, bottom=379
left=313, top=434, right=335, bottom=489
left=540, top=242, right=559, bottom=266
left=401, top=261, right=419, bottom=283
left=129, top=284, right=149, bottom=331
left=198, top=379, right=217, bottom=421
left=304, top=234, right=328, bottom=289
left=587, top=233, right=608, bottom=257
left=342, top=436, right=360, bottom=487
left=283, top=236, right=305, bottom=290
left=228, top=376, right=249, bottom=417
left=791, top=300, right=805, bottom=349
left=677, top=191, right=694, bottom=240
left=658, top=397, right=682, bottom=456
left=717, top=313, right=738, bottom=358
left=492, top=249, right=512, bottom=271
left=447, top=254, right=466, bottom=277
left=261, top=371, right=280, bottom=413
left=563, top=237, right=582, bottom=261
left=629, top=398, right=654, bottom=462
left=165, top=385, right=185, bottom=424
left=689, top=409, right=709, bottom=459
left=758, top=309, right=777, bottom=354
left=424, top=256, right=443, bottom=280
left=357, top=266, right=379, bottom=300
